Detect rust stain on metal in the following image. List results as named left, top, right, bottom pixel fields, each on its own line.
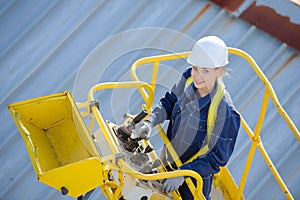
left=209, top=0, right=244, bottom=12
left=240, top=3, right=300, bottom=52
left=270, top=53, right=298, bottom=80
left=181, top=3, right=211, bottom=33
left=210, top=0, right=300, bottom=51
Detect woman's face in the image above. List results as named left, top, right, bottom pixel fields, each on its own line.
left=191, top=66, right=222, bottom=97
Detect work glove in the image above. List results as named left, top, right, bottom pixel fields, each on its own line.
left=161, top=176, right=185, bottom=193
left=131, top=120, right=152, bottom=139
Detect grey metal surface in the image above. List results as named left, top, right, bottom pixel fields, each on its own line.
left=0, top=0, right=299, bottom=199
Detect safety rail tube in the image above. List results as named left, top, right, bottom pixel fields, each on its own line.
left=130, top=48, right=299, bottom=141
left=228, top=48, right=300, bottom=142
left=118, top=159, right=205, bottom=200
left=87, top=81, right=154, bottom=154
left=88, top=81, right=154, bottom=113
left=238, top=117, right=294, bottom=200
left=228, top=47, right=296, bottom=200
left=129, top=48, right=299, bottom=200
left=130, top=52, right=190, bottom=102
left=236, top=90, right=270, bottom=198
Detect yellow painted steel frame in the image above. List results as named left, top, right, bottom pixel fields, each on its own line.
left=130, top=48, right=299, bottom=200
left=9, top=49, right=299, bottom=200
left=83, top=81, right=204, bottom=200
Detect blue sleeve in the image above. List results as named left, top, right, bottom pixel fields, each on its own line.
left=148, top=68, right=191, bottom=126
left=180, top=109, right=240, bottom=177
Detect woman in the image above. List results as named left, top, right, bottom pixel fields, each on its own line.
left=133, top=36, right=241, bottom=199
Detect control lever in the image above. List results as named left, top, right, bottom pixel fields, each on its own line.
left=114, top=110, right=148, bottom=152
left=132, top=110, right=148, bottom=124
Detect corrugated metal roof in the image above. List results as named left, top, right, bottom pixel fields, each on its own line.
left=1, top=0, right=299, bottom=199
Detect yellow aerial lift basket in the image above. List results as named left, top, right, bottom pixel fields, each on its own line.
left=8, top=91, right=102, bottom=198
left=7, top=48, right=299, bottom=200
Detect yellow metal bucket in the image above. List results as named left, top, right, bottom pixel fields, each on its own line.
left=8, top=91, right=102, bottom=198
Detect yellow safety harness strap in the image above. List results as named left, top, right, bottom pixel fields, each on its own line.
left=166, top=79, right=225, bottom=167
left=186, top=76, right=193, bottom=86
left=184, top=80, right=225, bottom=164
left=158, top=79, right=225, bottom=199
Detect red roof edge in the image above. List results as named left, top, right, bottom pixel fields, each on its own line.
left=210, top=1, right=300, bottom=52
left=209, top=0, right=244, bottom=12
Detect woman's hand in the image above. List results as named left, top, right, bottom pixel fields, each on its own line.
left=131, top=121, right=152, bottom=139
left=161, top=176, right=184, bottom=193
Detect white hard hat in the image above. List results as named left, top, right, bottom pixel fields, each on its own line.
left=187, top=36, right=229, bottom=68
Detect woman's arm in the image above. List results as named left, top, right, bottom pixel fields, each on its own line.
left=148, top=67, right=192, bottom=126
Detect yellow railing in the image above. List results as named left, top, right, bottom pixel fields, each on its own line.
left=85, top=81, right=204, bottom=200
left=129, top=48, right=299, bottom=200
left=10, top=48, right=298, bottom=199
left=228, top=48, right=299, bottom=200
left=86, top=81, right=154, bottom=154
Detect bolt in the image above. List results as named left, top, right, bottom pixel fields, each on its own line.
left=61, top=186, right=69, bottom=195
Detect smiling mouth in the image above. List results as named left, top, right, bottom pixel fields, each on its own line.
left=194, top=80, right=205, bottom=85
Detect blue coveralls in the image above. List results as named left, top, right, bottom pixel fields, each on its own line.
left=148, top=67, right=241, bottom=199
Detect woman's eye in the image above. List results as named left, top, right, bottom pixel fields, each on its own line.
left=203, top=69, right=209, bottom=73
